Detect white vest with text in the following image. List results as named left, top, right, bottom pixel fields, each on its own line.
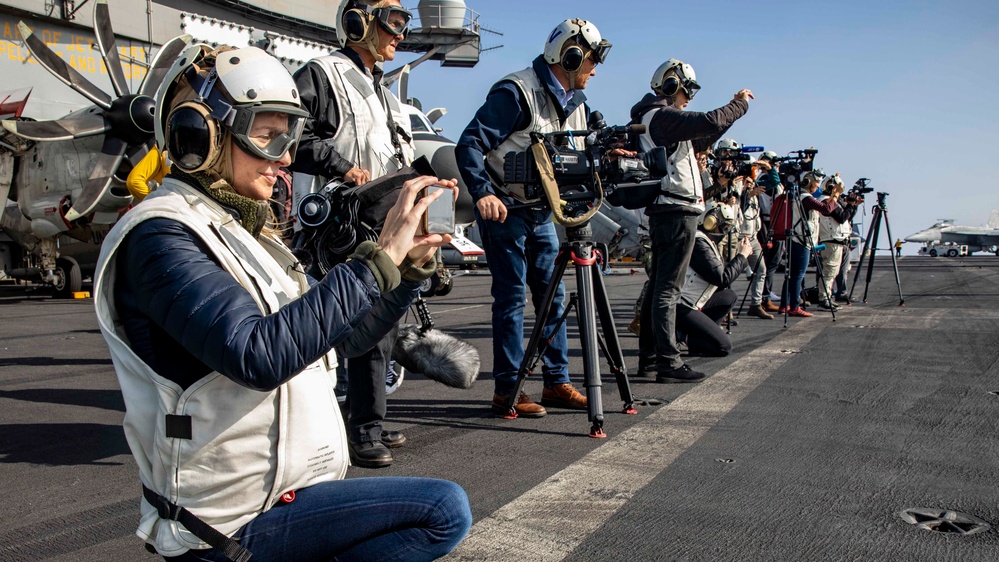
left=94, top=179, right=349, bottom=557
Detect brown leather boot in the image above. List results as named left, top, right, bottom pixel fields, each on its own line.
left=627, top=316, right=640, bottom=336
left=540, top=383, right=588, bottom=410
left=762, top=300, right=780, bottom=313
left=492, top=392, right=547, bottom=417
left=747, top=304, right=775, bottom=319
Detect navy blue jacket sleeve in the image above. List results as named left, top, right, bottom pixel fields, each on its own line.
left=336, top=280, right=419, bottom=358
left=117, top=218, right=385, bottom=391
left=455, top=82, right=531, bottom=202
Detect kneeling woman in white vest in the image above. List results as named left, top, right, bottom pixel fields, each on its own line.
left=676, top=203, right=753, bottom=356
left=93, top=45, right=470, bottom=562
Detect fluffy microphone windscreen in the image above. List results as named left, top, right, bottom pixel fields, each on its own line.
left=392, top=324, right=480, bottom=389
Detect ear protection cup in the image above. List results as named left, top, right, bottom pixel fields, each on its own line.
left=702, top=211, right=719, bottom=232
left=561, top=45, right=585, bottom=72
left=659, top=76, right=681, bottom=97
left=165, top=101, right=223, bottom=173
left=342, top=8, right=369, bottom=43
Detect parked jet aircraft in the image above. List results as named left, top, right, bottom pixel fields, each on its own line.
left=904, top=218, right=999, bottom=256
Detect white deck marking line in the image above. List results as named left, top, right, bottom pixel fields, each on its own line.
left=446, top=318, right=828, bottom=562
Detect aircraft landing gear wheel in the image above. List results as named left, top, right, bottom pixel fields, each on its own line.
left=53, top=256, right=82, bottom=299
left=419, top=272, right=440, bottom=298
left=436, top=269, right=453, bottom=296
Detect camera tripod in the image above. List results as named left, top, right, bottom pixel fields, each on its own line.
left=503, top=222, right=637, bottom=438
left=850, top=191, right=904, bottom=305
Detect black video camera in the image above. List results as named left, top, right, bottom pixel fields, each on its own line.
left=773, top=149, right=818, bottom=188
left=501, top=115, right=655, bottom=217
left=850, top=177, right=874, bottom=195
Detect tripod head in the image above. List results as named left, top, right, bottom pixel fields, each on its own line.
left=876, top=191, right=889, bottom=208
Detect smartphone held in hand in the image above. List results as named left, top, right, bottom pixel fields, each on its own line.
left=423, top=185, right=455, bottom=235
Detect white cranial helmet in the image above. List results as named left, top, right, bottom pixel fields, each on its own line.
left=542, top=18, right=612, bottom=68
left=650, top=58, right=700, bottom=98
left=715, top=138, right=741, bottom=153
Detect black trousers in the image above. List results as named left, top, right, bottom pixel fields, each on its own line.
left=677, top=289, right=736, bottom=357
left=345, top=323, right=399, bottom=442
left=639, top=213, right=699, bottom=371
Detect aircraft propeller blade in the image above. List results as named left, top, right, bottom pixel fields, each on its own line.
left=139, top=35, right=193, bottom=98
left=64, top=135, right=127, bottom=222
left=93, top=0, right=130, bottom=98
left=16, top=22, right=112, bottom=110
left=2, top=113, right=110, bottom=141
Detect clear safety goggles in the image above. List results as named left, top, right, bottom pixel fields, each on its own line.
left=589, top=40, right=613, bottom=64
left=674, top=62, right=700, bottom=99
left=373, top=6, right=413, bottom=36
left=226, top=104, right=309, bottom=162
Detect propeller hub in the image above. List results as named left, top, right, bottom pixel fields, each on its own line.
left=107, top=94, right=156, bottom=145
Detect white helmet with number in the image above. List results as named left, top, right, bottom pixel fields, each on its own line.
left=651, top=58, right=700, bottom=98
left=542, top=18, right=612, bottom=71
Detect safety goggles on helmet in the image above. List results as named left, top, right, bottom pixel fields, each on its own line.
left=589, top=40, right=612, bottom=64
left=373, top=6, right=412, bottom=36
left=674, top=62, right=700, bottom=99
left=226, top=104, right=309, bottom=162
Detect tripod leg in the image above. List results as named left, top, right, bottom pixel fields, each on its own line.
left=590, top=263, right=636, bottom=414
left=574, top=261, right=606, bottom=437
left=506, top=247, right=571, bottom=417
left=738, top=240, right=765, bottom=317
left=862, top=209, right=882, bottom=303
left=879, top=208, right=905, bottom=305
left=850, top=209, right=878, bottom=301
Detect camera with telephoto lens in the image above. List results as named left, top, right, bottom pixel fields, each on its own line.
left=710, top=151, right=754, bottom=180
left=850, top=177, right=874, bottom=196
left=500, top=113, right=657, bottom=218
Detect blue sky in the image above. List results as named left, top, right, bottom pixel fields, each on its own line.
left=404, top=0, right=999, bottom=249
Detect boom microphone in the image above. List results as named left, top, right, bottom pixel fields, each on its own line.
left=392, top=324, right=480, bottom=389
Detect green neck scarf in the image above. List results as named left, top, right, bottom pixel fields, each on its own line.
left=171, top=169, right=270, bottom=237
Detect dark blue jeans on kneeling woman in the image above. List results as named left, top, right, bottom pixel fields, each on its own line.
left=169, top=477, right=472, bottom=562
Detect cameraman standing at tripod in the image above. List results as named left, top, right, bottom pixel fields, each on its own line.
left=456, top=19, right=615, bottom=417
left=630, top=58, right=752, bottom=383
left=816, top=174, right=862, bottom=310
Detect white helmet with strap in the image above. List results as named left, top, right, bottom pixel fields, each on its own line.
left=651, top=58, right=700, bottom=99
left=542, top=18, right=612, bottom=73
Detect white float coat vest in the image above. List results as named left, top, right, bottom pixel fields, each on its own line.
left=680, top=230, right=722, bottom=309
left=485, top=67, right=588, bottom=190
left=311, top=52, right=415, bottom=179
left=637, top=108, right=705, bottom=213
left=94, top=178, right=349, bottom=557
left=791, top=191, right=821, bottom=247
left=817, top=194, right=851, bottom=242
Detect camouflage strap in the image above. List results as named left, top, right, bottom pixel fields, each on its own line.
left=530, top=141, right=602, bottom=228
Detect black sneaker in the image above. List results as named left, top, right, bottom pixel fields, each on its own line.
left=381, top=430, right=406, bottom=448
left=656, top=364, right=707, bottom=384
left=349, top=436, right=393, bottom=468
left=636, top=361, right=658, bottom=378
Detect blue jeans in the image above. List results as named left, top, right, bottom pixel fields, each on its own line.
left=476, top=209, right=570, bottom=394
left=169, top=477, right=472, bottom=562
left=780, top=240, right=810, bottom=309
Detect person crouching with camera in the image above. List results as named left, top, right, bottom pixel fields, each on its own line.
left=816, top=173, right=861, bottom=310
left=630, top=58, right=752, bottom=383
left=676, top=203, right=753, bottom=356
left=455, top=19, right=616, bottom=417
